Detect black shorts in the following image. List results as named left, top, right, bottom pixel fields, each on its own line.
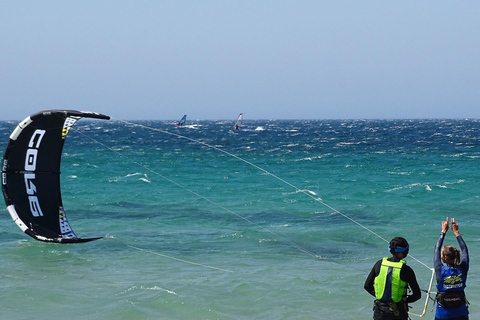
left=373, top=301, right=408, bottom=320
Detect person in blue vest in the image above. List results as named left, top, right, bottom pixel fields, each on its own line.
left=434, top=217, right=469, bottom=320
left=364, top=237, right=421, bottom=320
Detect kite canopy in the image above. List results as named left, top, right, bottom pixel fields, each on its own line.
left=1, top=110, right=110, bottom=243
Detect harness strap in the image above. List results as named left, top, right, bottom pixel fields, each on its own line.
left=436, top=291, right=467, bottom=309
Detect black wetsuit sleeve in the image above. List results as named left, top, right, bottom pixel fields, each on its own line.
left=364, top=260, right=381, bottom=297
left=434, top=232, right=445, bottom=283
left=401, top=265, right=421, bottom=303
left=456, top=235, right=469, bottom=272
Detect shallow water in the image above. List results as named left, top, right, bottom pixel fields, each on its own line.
left=0, top=119, right=479, bottom=319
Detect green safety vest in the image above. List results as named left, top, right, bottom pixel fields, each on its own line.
left=374, top=257, right=407, bottom=303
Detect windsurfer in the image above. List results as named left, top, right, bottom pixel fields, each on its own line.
left=176, top=115, right=187, bottom=127
left=364, top=237, right=421, bottom=320
left=234, top=113, right=242, bottom=130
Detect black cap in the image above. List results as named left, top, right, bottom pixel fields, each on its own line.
left=389, top=237, right=409, bottom=254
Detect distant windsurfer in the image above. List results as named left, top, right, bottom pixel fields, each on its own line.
left=175, top=114, right=187, bottom=127
left=234, top=113, right=242, bottom=130
left=364, top=237, right=421, bottom=320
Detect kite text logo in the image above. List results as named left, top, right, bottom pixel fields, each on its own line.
left=24, top=129, right=45, bottom=217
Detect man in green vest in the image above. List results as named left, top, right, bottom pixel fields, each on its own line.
left=364, top=237, right=422, bottom=319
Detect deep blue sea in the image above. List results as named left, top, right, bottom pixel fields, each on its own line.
left=0, top=118, right=479, bottom=319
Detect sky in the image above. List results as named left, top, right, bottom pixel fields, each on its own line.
left=1, top=1, right=479, bottom=120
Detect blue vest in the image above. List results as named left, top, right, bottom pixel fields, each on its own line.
left=435, top=265, right=468, bottom=319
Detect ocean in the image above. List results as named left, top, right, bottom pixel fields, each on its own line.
left=0, top=118, right=479, bottom=320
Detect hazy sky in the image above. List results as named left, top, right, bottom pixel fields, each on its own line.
left=1, top=1, right=479, bottom=120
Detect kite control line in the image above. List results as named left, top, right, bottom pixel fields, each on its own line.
left=78, top=119, right=437, bottom=315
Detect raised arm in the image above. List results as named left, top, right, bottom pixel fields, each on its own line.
left=434, top=217, right=448, bottom=283
left=452, top=218, right=469, bottom=271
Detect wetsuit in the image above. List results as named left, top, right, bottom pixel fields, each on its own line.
left=434, top=233, right=469, bottom=320
left=365, top=256, right=421, bottom=320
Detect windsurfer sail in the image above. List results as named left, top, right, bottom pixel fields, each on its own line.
left=234, top=113, right=243, bottom=130
left=1, top=110, right=110, bottom=243
left=175, top=115, right=187, bottom=127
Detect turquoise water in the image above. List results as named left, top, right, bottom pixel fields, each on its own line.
left=0, top=119, right=479, bottom=319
